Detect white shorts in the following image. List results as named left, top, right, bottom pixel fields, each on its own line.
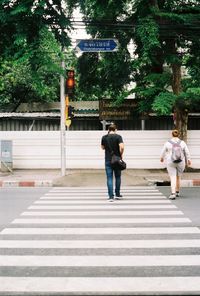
left=167, top=161, right=185, bottom=177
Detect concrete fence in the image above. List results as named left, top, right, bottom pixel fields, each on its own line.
left=0, top=131, right=199, bottom=169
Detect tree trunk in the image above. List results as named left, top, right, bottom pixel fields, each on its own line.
left=149, top=0, right=158, bottom=7
left=174, top=108, right=188, bottom=141
left=171, top=63, right=182, bottom=95
left=165, top=38, right=188, bottom=141
left=171, top=55, right=188, bottom=142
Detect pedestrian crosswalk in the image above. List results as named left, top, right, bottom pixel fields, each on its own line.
left=0, top=186, right=200, bottom=295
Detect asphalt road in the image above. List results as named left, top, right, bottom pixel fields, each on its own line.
left=0, top=186, right=200, bottom=295
left=0, top=188, right=50, bottom=231
left=0, top=186, right=200, bottom=229
left=158, top=186, right=200, bottom=227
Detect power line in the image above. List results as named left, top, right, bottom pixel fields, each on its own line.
left=70, top=20, right=200, bottom=34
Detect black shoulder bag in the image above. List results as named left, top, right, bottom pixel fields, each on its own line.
left=106, top=136, right=126, bottom=171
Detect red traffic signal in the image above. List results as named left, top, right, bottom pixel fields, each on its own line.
left=66, top=70, right=75, bottom=95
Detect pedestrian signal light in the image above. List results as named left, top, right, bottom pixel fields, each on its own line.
left=66, top=70, right=75, bottom=96
left=68, top=105, right=75, bottom=119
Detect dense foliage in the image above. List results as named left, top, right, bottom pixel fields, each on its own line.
left=0, top=0, right=75, bottom=110
left=0, top=0, right=200, bottom=139
left=77, top=0, right=200, bottom=139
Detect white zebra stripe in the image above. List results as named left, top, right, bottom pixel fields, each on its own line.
left=11, top=217, right=191, bottom=224
left=1, top=226, right=199, bottom=235
left=42, top=194, right=164, bottom=198
left=50, top=186, right=157, bottom=191
left=20, top=210, right=183, bottom=216
left=28, top=204, right=177, bottom=210
left=0, top=239, right=198, bottom=248
left=34, top=200, right=171, bottom=204
left=0, top=277, right=200, bottom=293
left=0, top=255, right=200, bottom=266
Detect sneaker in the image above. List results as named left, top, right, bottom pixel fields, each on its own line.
left=108, top=198, right=114, bottom=202
left=115, top=195, right=123, bottom=200
left=176, top=191, right=180, bottom=197
left=169, top=194, right=176, bottom=200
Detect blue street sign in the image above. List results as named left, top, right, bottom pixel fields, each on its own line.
left=76, top=39, right=119, bottom=52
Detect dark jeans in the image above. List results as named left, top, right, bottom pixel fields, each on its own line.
left=105, top=160, right=121, bottom=198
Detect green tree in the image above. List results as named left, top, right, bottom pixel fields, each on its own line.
left=0, top=0, right=77, bottom=110
left=0, top=28, right=63, bottom=110
left=0, top=0, right=72, bottom=56
left=77, top=0, right=200, bottom=140
left=130, top=0, right=200, bottom=140
left=77, top=0, right=133, bottom=103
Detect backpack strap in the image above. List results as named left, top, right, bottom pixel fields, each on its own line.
left=168, top=139, right=182, bottom=145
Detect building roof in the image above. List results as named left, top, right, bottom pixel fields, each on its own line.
left=16, top=101, right=99, bottom=112
left=0, top=101, right=99, bottom=118
left=0, top=112, right=99, bottom=118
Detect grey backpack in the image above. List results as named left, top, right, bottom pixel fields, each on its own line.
left=168, top=139, right=184, bottom=163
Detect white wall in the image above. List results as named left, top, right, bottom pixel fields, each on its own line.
left=0, top=131, right=199, bottom=169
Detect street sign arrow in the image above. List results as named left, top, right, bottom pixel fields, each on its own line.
left=76, top=39, right=119, bottom=52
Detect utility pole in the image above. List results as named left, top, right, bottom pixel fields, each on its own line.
left=60, top=58, right=66, bottom=176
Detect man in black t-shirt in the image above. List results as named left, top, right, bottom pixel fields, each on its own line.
left=101, top=124, right=124, bottom=201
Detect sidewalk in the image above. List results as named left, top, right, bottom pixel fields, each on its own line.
left=0, top=168, right=200, bottom=187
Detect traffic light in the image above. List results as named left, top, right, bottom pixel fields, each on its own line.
left=66, top=69, right=75, bottom=97
left=65, top=95, right=75, bottom=121
left=68, top=105, right=75, bottom=119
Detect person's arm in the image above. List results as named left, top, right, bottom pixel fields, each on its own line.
left=160, top=142, right=167, bottom=162
left=101, top=136, right=106, bottom=150
left=183, top=142, right=192, bottom=166
left=117, top=135, right=124, bottom=157
left=119, top=142, right=124, bottom=157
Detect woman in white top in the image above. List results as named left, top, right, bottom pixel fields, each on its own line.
left=160, top=129, right=191, bottom=199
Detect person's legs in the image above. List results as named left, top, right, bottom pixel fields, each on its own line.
left=176, top=175, right=181, bottom=192
left=114, top=169, right=121, bottom=196
left=176, top=162, right=185, bottom=197
left=170, top=175, right=176, bottom=194
left=167, top=162, right=176, bottom=199
left=105, top=161, right=114, bottom=199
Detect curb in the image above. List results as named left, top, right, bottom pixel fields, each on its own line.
left=0, top=180, right=53, bottom=187
left=0, top=179, right=200, bottom=187
left=154, top=180, right=200, bottom=187
left=181, top=179, right=200, bottom=187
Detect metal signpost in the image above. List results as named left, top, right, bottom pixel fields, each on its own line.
left=60, top=59, right=66, bottom=176
left=60, top=39, right=118, bottom=176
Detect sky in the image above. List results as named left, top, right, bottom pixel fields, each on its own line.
left=70, top=8, right=90, bottom=49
